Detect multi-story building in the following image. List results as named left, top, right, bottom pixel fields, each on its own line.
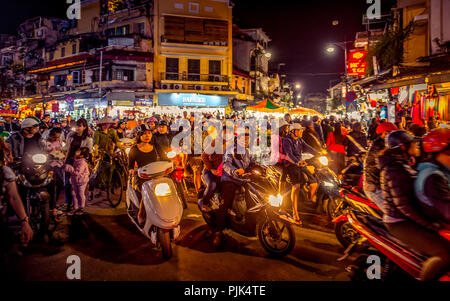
left=153, top=0, right=236, bottom=112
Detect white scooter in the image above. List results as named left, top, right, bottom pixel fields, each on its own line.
left=126, top=159, right=184, bottom=259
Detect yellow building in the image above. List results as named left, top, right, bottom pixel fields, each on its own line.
left=153, top=0, right=237, bottom=109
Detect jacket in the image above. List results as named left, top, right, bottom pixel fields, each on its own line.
left=414, top=161, right=450, bottom=223
left=63, top=132, right=94, bottom=154
left=313, top=122, right=325, bottom=145
left=153, top=132, right=173, bottom=160
left=302, top=128, right=323, bottom=152
left=201, top=139, right=224, bottom=170
left=378, top=150, right=434, bottom=228
left=6, top=131, right=46, bottom=161
left=65, top=158, right=90, bottom=185
left=282, top=136, right=318, bottom=166
left=363, top=137, right=385, bottom=190
left=221, top=147, right=256, bottom=185
left=93, top=128, right=119, bottom=153
left=343, top=131, right=367, bottom=157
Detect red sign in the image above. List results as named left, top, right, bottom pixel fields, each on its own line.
left=52, top=102, right=59, bottom=113
left=347, top=49, right=367, bottom=77
left=346, top=91, right=357, bottom=102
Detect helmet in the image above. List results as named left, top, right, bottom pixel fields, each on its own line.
left=386, top=130, right=417, bottom=149
left=290, top=123, right=305, bottom=131
left=147, top=117, right=157, bottom=123
left=422, top=128, right=450, bottom=153
left=158, top=120, right=168, bottom=126
left=277, top=118, right=289, bottom=128
left=21, top=117, right=40, bottom=129
left=376, top=122, right=398, bottom=135
left=138, top=124, right=152, bottom=133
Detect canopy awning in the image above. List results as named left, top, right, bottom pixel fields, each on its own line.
left=246, top=98, right=287, bottom=113
left=289, top=107, right=324, bottom=117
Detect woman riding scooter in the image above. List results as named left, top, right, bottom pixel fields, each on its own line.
left=127, top=124, right=158, bottom=225
left=378, top=130, right=450, bottom=281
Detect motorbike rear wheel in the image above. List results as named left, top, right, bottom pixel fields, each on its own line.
left=107, top=169, right=124, bottom=208
left=258, top=217, right=295, bottom=257
left=334, top=220, right=366, bottom=251
left=158, top=228, right=172, bottom=260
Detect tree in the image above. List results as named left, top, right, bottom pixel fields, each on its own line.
left=366, top=21, right=414, bottom=75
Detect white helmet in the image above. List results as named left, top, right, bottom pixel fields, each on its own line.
left=21, top=117, right=40, bottom=129
left=290, top=123, right=305, bottom=131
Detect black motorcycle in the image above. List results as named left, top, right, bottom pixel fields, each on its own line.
left=8, top=153, right=53, bottom=239
left=199, top=166, right=296, bottom=257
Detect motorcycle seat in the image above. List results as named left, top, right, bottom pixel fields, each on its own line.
left=138, top=161, right=172, bottom=179
left=355, top=212, right=428, bottom=261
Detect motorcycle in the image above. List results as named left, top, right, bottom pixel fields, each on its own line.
left=126, top=159, right=184, bottom=260
left=339, top=209, right=450, bottom=281
left=8, top=153, right=53, bottom=240
left=331, top=185, right=382, bottom=250
left=198, top=166, right=296, bottom=257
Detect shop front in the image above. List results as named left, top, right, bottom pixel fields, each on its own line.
left=154, top=93, right=229, bottom=117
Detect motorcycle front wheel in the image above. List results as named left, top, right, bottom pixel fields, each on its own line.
left=158, top=228, right=173, bottom=260
left=257, top=217, right=295, bottom=257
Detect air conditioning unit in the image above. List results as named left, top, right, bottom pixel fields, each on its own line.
left=161, top=83, right=173, bottom=89
left=194, top=84, right=203, bottom=90
left=214, top=41, right=221, bottom=46
left=220, top=42, right=227, bottom=46
left=173, top=84, right=183, bottom=90
left=208, top=41, right=214, bottom=46
left=212, top=86, right=222, bottom=91
left=214, top=75, right=222, bottom=82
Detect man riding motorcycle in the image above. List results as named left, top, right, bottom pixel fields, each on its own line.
left=363, top=122, right=398, bottom=210
left=214, top=130, right=256, bottom=247
left=282, top=122, right=320, bottom=224
left=415, top=128, right=450, bottom=223
left=379, top=130, right=450, bottom=281
left=153, top=120, right=172, bottom=161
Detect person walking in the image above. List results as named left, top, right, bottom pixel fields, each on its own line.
left=64, top=147, right=90, bottom=215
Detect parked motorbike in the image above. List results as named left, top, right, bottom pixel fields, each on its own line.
left=198, top=166, right=296, bottom=257
left=340, top=209, right=450, bottom=281
left=8, top=153, right=52, bottom=240
left=126, top=160, right=184, bottom=260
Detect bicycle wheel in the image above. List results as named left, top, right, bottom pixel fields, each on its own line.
left=107, top=169, right=124, bottom=207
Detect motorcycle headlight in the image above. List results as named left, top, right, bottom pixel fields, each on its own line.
left=125, top=148, right=131, bottom=155
left=319, top=156, right=328, bottom=166
left=269, top=194, right=283, bottom=207
left=155, top=183, right=172, bottom=197
left=324, top=181, right=334, bottom=187
left=32, top=154, right=47, bottom=164
left=167, top=151, right=176, bottom=159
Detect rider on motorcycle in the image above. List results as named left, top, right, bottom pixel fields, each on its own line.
left=153, top=120, right=172, bottom=161
left=415, top=128, right=450, bottom=224
left=282, top=122, right=320, bottom=224
left=378, top=130, right=450, bottom=281
left=214, top=130, right=256, bottom=247
left=363, top=122, right=398, bottom=210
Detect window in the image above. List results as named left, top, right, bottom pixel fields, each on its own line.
left=209, top=60, right=221, bottom=81
left=166, top=58, right=179, bottom=80
left=116, top=25, right=130, bottom=36
left=72, top=71, right=81, bottom=84
left=174, top=3, right=183, bottom=9
left=138, top=22, right=145, bottom=35
left=61, top=47, right=65, bottom=57
left=72, top=44, right=77, bottom=55
left=114, top=69, right=134, bottom=81
left=49, top=51, right=54, bottom=61
left=188, top=59, right=200, bottom=81
left=189, top=2, right=200, bottom=13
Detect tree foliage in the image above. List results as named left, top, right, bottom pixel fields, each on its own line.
left=366, top=21, right=414, bottom=75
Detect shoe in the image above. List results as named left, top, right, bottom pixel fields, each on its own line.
left=75, top=209, right=84, bottom=215
left=67, top=209, right=76, bottom=216
left=213, top=231, right=223, bottom=248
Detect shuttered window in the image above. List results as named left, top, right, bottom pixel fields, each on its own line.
left=164, top=16, right=227, bottom=45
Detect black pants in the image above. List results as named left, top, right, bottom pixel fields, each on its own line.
left=387, top=221, right=450, bottom=281
left=214, top=181, right=240, bottom=232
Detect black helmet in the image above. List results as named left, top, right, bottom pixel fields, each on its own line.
left=158, top=120, right=168, bottom=127
left=138, top=124, right=152, bottom=133
left=386, top=130, right=417, bottom=149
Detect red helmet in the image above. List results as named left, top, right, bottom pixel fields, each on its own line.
left=376, top=122, right=398, bottom=135
left=422, top=128, right=450, bottom=153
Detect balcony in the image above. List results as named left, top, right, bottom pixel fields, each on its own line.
left=161, top=72, right=229, bottom=83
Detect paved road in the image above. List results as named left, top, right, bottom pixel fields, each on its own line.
left=3, top=195, right=354, bottom=281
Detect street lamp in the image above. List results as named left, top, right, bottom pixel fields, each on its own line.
left=264, top=52, right=272, bottom=59
left=295, top=83, right=301, bottom=90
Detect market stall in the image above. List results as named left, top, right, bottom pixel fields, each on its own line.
left=246, top=98, right=287, bottom=119
left=289, top=107, right=324, bottom=118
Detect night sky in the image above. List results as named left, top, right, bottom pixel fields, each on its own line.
left=0, top=0, right=397, bottom=94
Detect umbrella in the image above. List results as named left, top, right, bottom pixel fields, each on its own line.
left=246, top=98, right=287, bottom=113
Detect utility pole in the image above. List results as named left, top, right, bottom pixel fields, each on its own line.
left=98, top=50, right=103, bottom=116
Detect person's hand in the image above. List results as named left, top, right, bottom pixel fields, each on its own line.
left=212, top=169, right=221, bottom=176
left=21, top=222, right=33, bottom=246
left=235, top=169, right=245, bottom=176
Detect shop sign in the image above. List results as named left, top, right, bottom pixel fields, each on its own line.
left=158, top=93, right=229, bottom=107
left=134, top=99, right=153, bottom=106
left=347, top=49, right=368, bottom=77
left=52, top=102, right=59, bottom=113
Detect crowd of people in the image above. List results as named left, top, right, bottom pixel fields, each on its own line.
left=0, top=109, right=449, bottom=281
